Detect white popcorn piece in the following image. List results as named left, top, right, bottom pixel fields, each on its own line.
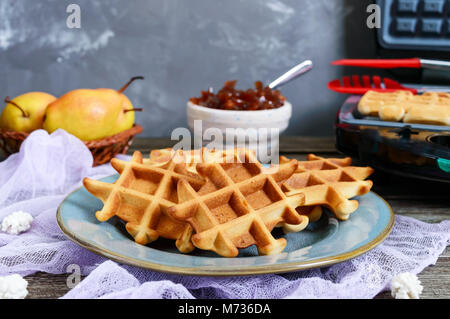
left=1, top=211, right=34, bottom=235
left=391, top=272, right=423, bottom=299
left=0, top=274, right=29, bottom=299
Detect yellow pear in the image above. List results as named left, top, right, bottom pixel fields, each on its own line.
left=43, top=77, right=143, bottom=141
left=0, top=92, right=57, bottom=133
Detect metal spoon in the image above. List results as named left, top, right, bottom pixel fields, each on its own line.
left=269, top=60, right=313, bottom=90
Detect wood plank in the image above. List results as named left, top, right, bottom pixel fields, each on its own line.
left=279, top=136, right=337, bottom=153
left=128, top=138, right=178, bottom=154
left=25, top=273, right=73, bottom=299
left=129, top=136, right=337, bottom=155
left=376, top=254, right=450, bottom=299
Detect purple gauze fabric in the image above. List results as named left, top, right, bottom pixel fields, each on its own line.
left=0, top=129, right=449, bottom=299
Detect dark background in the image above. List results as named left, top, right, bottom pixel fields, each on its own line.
left=0, top=0, right=378, bottom=137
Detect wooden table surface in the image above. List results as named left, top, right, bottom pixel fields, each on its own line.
left=24, top=137, right=450, bottom=299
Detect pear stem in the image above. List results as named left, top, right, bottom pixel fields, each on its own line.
left=4, top=96, right=29, bottom=118
left=119, top=76, right=145, bottom=93
left=124, top=108, right=144, bottom=113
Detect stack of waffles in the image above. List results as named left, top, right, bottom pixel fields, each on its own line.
left=358, top=90, right=450, bottom=126
left=83, top=148, right=374, bottom=258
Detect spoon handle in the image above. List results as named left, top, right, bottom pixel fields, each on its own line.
left=269, top=60, right=313, bottom=90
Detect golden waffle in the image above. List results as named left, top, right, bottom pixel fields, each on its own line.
left=279, top=154, right=373, bottom=233
left=403, top=104, right=450, bottom=126
left=144, top=148, right=245, bottom=173
left=167, top=149, right=307, bottom=258
left=83, top=151, right=205, bottom=253
left=358, top=90, right=413, bottom=117
left=380, top=92, right=450, bottom=122
left=359, top=90, right=450, bottom=125
left=145, top=148, right=198, bottom=173
left=146, top=148, right=174, bottom=165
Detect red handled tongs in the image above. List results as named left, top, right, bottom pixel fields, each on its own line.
left=328, top=58, right=450, bottom=95
left=332, top=58, right=450, bottom=70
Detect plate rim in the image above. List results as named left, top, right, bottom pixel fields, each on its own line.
left=56, top=181, right=395, bottom=277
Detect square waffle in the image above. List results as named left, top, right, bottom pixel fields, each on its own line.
left=280, top=154, right=373, bottom=233
left=167, top=149, right=307, bottom=258
left=83, top=151, right=205, bottom=253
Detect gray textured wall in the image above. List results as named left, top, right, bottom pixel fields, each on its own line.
left=0, top=0, right=377, bottom=137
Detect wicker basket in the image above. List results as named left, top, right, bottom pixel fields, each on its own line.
left=0, top=125, right=143, bottom=166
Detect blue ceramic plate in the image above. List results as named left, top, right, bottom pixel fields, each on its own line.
left=57, top=175, right=394, bottom=276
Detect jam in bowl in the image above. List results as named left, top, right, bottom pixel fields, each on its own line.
left=189, top=80, right=286, bottom=111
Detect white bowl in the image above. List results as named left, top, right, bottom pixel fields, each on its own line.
left=186, top=101, right=292, bottom=154
left=187, top=101, right=291, bottom=131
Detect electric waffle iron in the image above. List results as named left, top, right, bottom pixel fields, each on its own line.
left=335, top=96, right=450, bottom=183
